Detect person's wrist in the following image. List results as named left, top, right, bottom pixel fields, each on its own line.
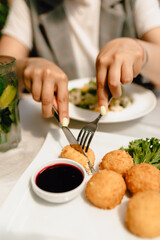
left=129, top=38, right=148, bottom=68
left=141, top=45, right=148, bottom=68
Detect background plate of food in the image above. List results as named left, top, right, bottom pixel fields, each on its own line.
left=69, top=77, right=157, bottom=123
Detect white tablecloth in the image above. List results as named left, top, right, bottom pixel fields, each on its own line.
left=0, top=93, right=160, bottom=206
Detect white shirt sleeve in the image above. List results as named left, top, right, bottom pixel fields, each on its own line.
left=2, top=0, right=33, bottom=50
left=134, top=0, right=160, bottom=38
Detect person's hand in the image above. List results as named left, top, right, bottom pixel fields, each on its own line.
left=96, top=37, right=146, bottom=113
left=23, top=57, right=69, bottom=125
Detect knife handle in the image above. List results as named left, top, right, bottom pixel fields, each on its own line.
left=52, top=106, right=61, bottom=126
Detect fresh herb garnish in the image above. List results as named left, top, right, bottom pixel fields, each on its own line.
left=0, top=107, right=12, bottom=133
left=121, top=138, right=160, bottom=169
left=0, top=72, right=18, bottom=134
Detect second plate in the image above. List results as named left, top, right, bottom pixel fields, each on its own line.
left=68, top=78, right=157, bottom=123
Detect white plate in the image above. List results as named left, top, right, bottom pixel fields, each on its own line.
left=69, top=78, right=157, bottom=123
left=0, top=129, right=156, bottom=240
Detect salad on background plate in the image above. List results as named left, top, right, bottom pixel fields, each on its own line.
left=69, top=79, right=132, bottom=112
left=68, top=77, right=157, bottom=123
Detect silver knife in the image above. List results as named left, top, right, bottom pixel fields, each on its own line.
left=52, top=105, right=96, bottom=174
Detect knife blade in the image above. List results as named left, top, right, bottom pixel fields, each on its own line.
left=52, top=106, right=96, bottom=174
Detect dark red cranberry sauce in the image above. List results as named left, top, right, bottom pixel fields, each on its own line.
left=36, top=163, right=84, bottom=193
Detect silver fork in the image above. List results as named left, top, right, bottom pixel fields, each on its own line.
left=77, top=95, right=112, bottom=152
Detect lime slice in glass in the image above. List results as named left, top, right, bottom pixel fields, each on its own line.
left=0, top=85, right=17, bottom=108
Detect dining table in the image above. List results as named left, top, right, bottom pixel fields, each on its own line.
left=0, top=88, right=160, bottom=239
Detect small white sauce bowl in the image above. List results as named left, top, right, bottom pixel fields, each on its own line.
left=31, top=158, right=87, bottom=203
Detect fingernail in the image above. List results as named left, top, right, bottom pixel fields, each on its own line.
left=100, top=106, right=106, bottom=115
left=62, top=118, right=69, bottom=127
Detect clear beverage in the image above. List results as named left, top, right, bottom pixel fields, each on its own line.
left=0, top=56, right=21, bottom=151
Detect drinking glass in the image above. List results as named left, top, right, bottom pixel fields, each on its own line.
left=0, top=56, right=21, bottom=151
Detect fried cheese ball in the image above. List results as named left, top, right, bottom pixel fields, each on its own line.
left=60, top=144, right=95, bottom=173
left=85, top=169, right=126, bottom=209
left=125, top=163, right=160, bottom=194
left=99, top=150, right=133, bottom=176
left=126, top=191, right=160, bottom=238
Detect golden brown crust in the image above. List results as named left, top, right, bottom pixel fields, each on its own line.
left=125, top=163, right=160, bottom=194
left=99, top=150, right=133, bottom=176
left=60, top=144, right=95, bottom=172
left=126, top=191, right=160, bottom=238
left=85, top=169, right=126, bottom=209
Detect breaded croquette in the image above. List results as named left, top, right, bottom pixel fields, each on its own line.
left=125, top=163, right=160, bottom=194
left=99, top=150, right=133, bottom=176
left=60, top=144, right=95, bottom=173
left=85, top=169, right=126, bottom=209
left=126, top=191, right=160, bottom=238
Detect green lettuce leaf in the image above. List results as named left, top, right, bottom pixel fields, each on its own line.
left=120, top=138, right=160, bottom=169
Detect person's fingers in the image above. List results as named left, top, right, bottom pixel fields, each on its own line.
left=96, top=53, right=109, bottom=110
left=41, top=69, right=54, bottom=118
left=23, top=67, right=32, bottom=92
left=121, top=62, right=133, bottom=84
left=31, top=68, right=42, bottom=102
left=133, top=58, right=142, bottom=78
left=56, top=74, right=69, bottom=125
left=96, top=64, right=108, bottom=110
left=52, top=95, right=58, bottom=109
left=107, top=62, right=122, bottom=98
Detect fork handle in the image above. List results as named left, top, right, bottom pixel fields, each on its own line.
left=96, top=114, right=102, bottom=123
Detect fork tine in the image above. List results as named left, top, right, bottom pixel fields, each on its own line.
left=77, top=129, right=84, bottom=142
left=85, top=132, right=94, bottom=152
left=81, top=131, right=90, bottom=150
left=79, top=130, right=87, bottom=147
